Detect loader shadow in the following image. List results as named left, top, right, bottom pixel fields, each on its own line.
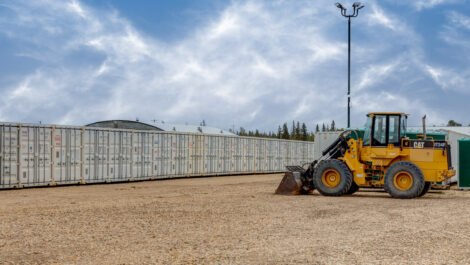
left=271, top=184, right=450, bottom=199
left=349, top=193, right=443, bottom=199
left=271, top=189, right=449, bottom=200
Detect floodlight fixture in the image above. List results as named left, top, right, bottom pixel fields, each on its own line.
left=335, top=3, right=345, bottom=10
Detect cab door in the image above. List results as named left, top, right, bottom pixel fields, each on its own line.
left=367, top=114, right=402, bottom=164
left=371, top=115, right=401, bottom=147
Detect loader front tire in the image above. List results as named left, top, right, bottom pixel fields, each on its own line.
left=313, top=159, right=352, bottom=196
left=384, top=162, right=425, bottom=199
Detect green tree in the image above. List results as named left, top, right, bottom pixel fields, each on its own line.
left=291, top=121, right=296, bottom=139
left=315, top=124, right=320, bottom=133
left=295, top=121, right=301, bottom=140
left=331, top=120, right=336, bottom=131
left=308, top=132, right=315, bottom=141
left=301, top=123, right=308, bottom=141
left=282, top=123, right=290, bottom=139
left=239, top=127, right=246, bottom=136
left=447, top=120, right=462, bottom=127
left=322, top=123, right=326, bottom=132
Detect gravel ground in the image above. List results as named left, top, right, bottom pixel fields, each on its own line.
left=1, top=174, right=470, bottom=264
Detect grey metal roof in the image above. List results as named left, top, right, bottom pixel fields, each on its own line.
left=86, top=120, right=163, bottom=131
left=408, top=126, right=470, bottom=137
left=86, top=120, right=236, bottom=136
left=154, top=122, right=237, bottom=136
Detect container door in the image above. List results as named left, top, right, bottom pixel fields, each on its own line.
left=459, top=139, right=470, bottom=188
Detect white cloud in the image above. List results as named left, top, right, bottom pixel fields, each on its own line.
left=368, top=4, right=399, bottom=31
left=0, top=0, right=468, bottom=130
left=356, top=59, right=403, bottom=91
left=67, top=0, right=86, bottom=18
left=440, top=11, right=470, bottom=49
left=354, top=91, right=446, bottom=125
left=424, top=64, right=470, bottom=93
left=414, top=0, right=459, bottom=11
left=448, top=11, right=470, bottom=29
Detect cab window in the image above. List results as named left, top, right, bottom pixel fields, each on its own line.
left=363, top=116, right=372, bottom=145
left=373, top=115, right=387, bottom=146
left=401, top=116, right=407, bottom=138
left=389, top=115, right=400, bottom=146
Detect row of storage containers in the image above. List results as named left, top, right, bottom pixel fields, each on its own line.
left=0, top=123, right=315, bottom=189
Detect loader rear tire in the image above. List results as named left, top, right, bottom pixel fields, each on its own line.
left=384, top=162, right=425, bottom=199
left=346, top=182, right=359, bottom=195
left=313, top=159, right=352, bottom=196
left=418, top=182, right=431, bottom=197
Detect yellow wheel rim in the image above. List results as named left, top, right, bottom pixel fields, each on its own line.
left=321, top=169, right=341, bottom=188
left=393, top=172, right=413, bottom=191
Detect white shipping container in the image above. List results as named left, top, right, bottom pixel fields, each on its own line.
left=314, top=132, right=342, bottom=160
left=445, top=131, right=467, bottom=184
left=0, top=123, right=315, bottom=189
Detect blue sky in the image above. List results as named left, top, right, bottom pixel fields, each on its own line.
left=0, top=0, right=469, bottom=131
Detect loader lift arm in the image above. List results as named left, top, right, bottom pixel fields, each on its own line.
left=275, top=130, right=355, bottom=195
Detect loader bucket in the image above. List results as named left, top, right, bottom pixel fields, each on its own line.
left=275, top=171, right=304, bottom=195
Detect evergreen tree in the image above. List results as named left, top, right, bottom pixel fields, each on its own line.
left=301, top=123, right=308, bottom=141
left=309, top=132, right=315, bottom=141
left=291, top=121, right=295, bottom=139
left=295, top=121, right=301, bottom=140
left=239, top=127, right=246, bottom=136
left=315, top=124, right=320, bottom=133
left=447, top=120, right=462, bottom=127
left=331, top=120, right=336, bottom=131
left=322, top=123, right=326, bottom=132
left=278, top=126, right=282, bottom=139
left=282, top=123, right=290, bottom=139
left=255, top=129, right=260, bottom=137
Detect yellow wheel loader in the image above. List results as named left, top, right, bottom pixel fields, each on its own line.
left=276, top=112, right=455, bottom=199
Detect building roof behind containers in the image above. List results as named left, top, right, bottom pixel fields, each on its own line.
left=86, top=120, right=163, bottom=131
left=152, top=121, right=237, bottom=136
left=408, top=126, right=470, bottom=137
left=86, top=120, right=237, bottom=136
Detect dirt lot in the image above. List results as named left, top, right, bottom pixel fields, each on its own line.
left=0, top=174, right=470, bottom=264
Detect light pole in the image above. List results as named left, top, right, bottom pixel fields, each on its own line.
left=335, top=2, right=364, bottom=128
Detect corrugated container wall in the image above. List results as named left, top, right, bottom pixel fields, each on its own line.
left=0, top=123, right=315, bottom=189
left=314, top=132, right=342, bottom=160
left=445, top=131, right=468, bottom=184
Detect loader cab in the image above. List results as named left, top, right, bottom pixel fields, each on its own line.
left=363, top=112, right=407, bottom=147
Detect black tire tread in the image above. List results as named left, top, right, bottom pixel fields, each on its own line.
left=346, top=182, right=359, bottom=195
left=418, top=182, right=431, bottom=197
